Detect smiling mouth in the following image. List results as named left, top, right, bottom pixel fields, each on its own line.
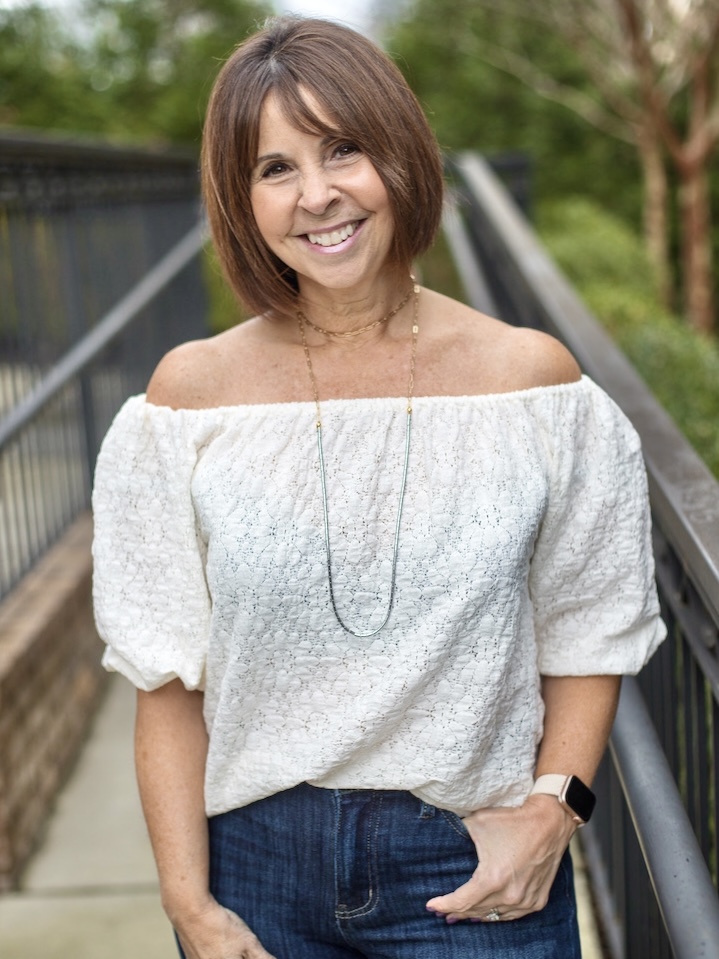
left=306, top=221, right=359, bottom=247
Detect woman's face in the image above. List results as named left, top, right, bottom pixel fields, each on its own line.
left=250, top=92, right=395, bottom=300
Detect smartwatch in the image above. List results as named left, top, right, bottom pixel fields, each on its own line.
left=529, top=774, right=596, bottom=826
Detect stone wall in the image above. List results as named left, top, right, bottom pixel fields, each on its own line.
left=0, top=512, right=107, bottom=890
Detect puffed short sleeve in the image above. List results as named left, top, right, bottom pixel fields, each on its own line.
left=92, top=396, right=211, bottom=691
left=529, top=379, right=666, bottom=675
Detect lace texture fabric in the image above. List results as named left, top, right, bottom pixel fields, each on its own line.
left=92, top=376, right=665, bottom=816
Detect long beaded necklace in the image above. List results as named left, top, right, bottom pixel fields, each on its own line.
left=297, top=277, right=420, bottom=638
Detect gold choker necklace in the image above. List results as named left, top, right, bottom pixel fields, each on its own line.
left=297, top=287, right=412, bottom=339
left=298, top=277, right=420, bottom=638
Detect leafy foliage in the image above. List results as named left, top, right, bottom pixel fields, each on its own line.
left=385, top=0, right=642, bottom=221
left=539, top=197, right=719, bottom=477
left=0, top=4, right=94, bottom=131
left=0, top=0, right=270, bottom=144
left=203, top=244, right=248, bottom=333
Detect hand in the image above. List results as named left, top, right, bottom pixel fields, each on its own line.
left=174, top=897, right=278, bottom=959
left=425, top=795, right=576, bottom=923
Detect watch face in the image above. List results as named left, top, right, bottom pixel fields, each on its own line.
left=563, top=776, right=596, bottom=823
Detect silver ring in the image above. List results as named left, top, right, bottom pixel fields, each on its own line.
left=484, top=907, right=501, bottom=922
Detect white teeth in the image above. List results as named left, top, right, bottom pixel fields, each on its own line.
left=307, top=222, right=357, bottom=247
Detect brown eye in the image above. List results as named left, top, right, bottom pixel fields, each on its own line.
left=262, top=162, right=289, bottom=178
left=334, top=142, right=360, bottom=158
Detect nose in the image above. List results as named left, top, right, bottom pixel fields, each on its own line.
left=297, top=166, right=340, bottom=215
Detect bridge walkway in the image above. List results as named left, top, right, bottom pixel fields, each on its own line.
left=0, top=675, right=604, bottom=959
left=0, top=677, right=173, bottom=959
left=2, top=136, right=718, bottom=959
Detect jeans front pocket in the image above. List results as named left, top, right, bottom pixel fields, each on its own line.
left=417, top=798, right=473, bottom=842
left=438, top=807, right=471, bottom=839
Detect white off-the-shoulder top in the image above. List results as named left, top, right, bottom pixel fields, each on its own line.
left=92, top=376, right=665, bottom=817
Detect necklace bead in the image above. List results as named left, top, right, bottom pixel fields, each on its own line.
left=297, top=280, right=420, bottom=637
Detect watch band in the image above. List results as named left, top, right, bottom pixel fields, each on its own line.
left=530, top=774, right=596, bottom=826
left=531, top=774, right=567, bottom=796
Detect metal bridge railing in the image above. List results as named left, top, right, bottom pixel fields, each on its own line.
left=445, top=153, right=719, bottom=959
left=0, top=133, right=209, bottom=602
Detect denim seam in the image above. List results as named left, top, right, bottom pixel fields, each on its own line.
left=439, top=808, right=470, bottom=838
left=333, top=790, right=343, bottom=920
left=335, top=794, right=381, bottom=920
left=418, top=800, right=435, bottom=820
left=559, top=851, right=582, bottom=959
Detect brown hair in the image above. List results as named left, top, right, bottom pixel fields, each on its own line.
left=201, top=16, right=445, bottom=318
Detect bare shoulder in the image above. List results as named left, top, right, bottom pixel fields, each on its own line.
left=420, top=290, right=581, bottom=394
left=145, top=339, right=215, bottom=409
left=498, top=324, right=582, bottom=390
left=145, top=322, right=260, bottom=409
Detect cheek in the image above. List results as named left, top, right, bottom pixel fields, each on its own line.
left=249, top=197, right=269, bottom=244
left=362, top=166, right=391, bottom=211
left=363, top=171, right=394, bottom=233
left=344, top=156, right=391, bottom=215
left=250, top=189, right=285, bottom=247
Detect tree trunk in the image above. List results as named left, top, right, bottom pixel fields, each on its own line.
left=673, top=33, right=717, bottom=334
left=678, top=160, right=715, bottom=334
left=635, top=122, right=672, bottom=308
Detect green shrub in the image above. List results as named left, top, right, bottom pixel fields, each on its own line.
left=538, top=197, right=719, bottom=478
left=538, top=198, right=657, bottom=297
left=418, top=230, right=466, bottom=303
left=202, top=244, right=248, bottom=334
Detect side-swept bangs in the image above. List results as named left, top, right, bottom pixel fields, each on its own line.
left=201, top=16, right=445, bottom=319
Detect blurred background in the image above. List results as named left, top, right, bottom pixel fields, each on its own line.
left=1, top=3, right=718, bottom=958
left=2, top=0, right=717, bottom=472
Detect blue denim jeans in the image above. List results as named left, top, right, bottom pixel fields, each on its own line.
left=179, top=783, right=581, bottom=959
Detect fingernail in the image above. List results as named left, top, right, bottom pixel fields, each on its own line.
left=470, top=918, right=481, bottom=923
left=446, top=916, right=459, bottom=925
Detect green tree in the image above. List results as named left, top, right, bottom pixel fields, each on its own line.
left=385, top=0, right=641, bottom=220
left=0, top=0, right=271, bottom=144
left=81, top=0, right=270, bottom=144
left=386, top=0, right=719, bottom=335
left=544, top=0, right=719, bottom=335
left=0, top=4, right=94, bottom=130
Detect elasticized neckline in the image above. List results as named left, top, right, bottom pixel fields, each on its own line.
left=135, top=374, right=594, bottom=416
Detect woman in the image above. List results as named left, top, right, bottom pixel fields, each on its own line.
left=92, top=15, right=665, bottom=959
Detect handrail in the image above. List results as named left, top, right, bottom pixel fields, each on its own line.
left=0, top=126, right=198, bottom=169
left=611, top=677, right=719, bottom=957
left=451, top=152, right=719, bottom=631
left=441, top=196, right=498, bottom=317
left=446, top=151, right=719, bottom=958
left=0, top=220, right=205, bottom=455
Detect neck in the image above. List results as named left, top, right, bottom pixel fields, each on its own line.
left=296, top=268, right=411, bottom=336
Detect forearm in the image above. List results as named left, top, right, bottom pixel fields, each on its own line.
left=427, top=675, right=622, bottom=919
left=135, top=679, right=212, bottom=924
left=536, top=674, right=621, bottom=784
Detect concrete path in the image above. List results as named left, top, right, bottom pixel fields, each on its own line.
left=0, top=674, right=603, bottom=958
left=0, top=676, right=176, bottom=959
